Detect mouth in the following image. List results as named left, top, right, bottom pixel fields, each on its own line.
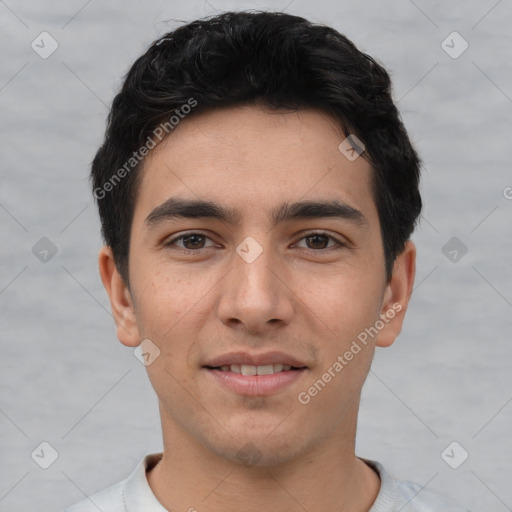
left=203, top=350, right=309, bottom=370
left=205, top=363, right=306, bottom=375
left=202, top=352, right=309, bottom=396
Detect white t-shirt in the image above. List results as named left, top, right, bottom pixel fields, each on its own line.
left=62, top=453, right=470, bottom=511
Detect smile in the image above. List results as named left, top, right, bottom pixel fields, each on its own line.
left=204, top=366, right=307, bottom=396
left=211, top=363, right=300, bottom=375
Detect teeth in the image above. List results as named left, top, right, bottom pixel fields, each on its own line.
left=218, top=363, right=296, bottom=374
left=256, top=365, right=274, bottom=375
left=241, top=364, right=257, bottom=375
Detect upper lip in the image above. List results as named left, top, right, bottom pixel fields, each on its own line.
left=203, top=351, right=308, bottom=368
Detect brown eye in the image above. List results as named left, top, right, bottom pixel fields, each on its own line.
left=305, top=234, right=330, bottom=249
left=181, top=234, right=207, bottom=250
left=296, top=232, right=343, bottom=251
left=165, top=232, right=216, bottom=252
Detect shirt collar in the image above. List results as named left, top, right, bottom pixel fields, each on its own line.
left=122, top=452, right=168, bottom=511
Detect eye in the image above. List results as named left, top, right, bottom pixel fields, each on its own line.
left=164, top=230, right=345, bottom=254
left=295, top=231, right=344, bottom=251
left=165, top=232, right=217, bottom=252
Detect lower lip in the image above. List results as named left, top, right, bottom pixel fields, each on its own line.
left=204, top=368, right=306, bottom=396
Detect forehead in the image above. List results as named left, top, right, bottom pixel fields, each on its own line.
left=132, top=105, right=377, bottom=228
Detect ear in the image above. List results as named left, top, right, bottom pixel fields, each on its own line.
left=375, top=240, right=416, bottom=348
left=98, top=246, right=140, bottom=347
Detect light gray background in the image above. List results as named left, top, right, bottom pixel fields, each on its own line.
left=1, top=1, right=511, bottom=511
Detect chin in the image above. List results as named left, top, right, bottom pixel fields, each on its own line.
left=208, top=429, right=310, bottom=468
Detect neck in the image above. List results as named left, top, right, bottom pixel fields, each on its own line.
left=147, top=403, right=380, bottom=512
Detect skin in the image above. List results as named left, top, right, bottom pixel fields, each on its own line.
left=99, top=105, right=416, bottom=512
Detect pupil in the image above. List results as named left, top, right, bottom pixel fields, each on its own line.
left=307, top=234, right=328, bottom=249
left=184, top=235, right=204, bottom=249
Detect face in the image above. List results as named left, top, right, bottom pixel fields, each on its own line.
left=101, top=105, right=414, bottom=467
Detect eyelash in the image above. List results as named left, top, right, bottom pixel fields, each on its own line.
left=164, top=231, right=345, bottom=255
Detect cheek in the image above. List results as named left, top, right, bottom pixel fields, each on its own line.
left=296, top=268, right=384, bottom=340
left=132, top=270, right=200, bottom=404
left=296, top=284, right=381, bottom=418
left=132, top=265, right=193, bottom=332
left=131, top=265, right=216, bottom=373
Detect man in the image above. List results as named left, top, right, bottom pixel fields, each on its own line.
left=64, top=10, right=469, bottom=512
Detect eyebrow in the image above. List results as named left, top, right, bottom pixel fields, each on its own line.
left=144, top=197, right=367, bottom=229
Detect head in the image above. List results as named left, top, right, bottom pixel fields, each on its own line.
left=95, top=11, right=421, bottom=467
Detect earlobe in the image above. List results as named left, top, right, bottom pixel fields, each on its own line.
left=98, top=246, right=140, bottom=347
left=376, top=241, right=416, bottom=348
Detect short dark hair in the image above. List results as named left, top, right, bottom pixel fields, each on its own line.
left=91, top=10, right=421, bottom=285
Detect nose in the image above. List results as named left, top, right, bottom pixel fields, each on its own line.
left=216, top=239, right=295, bottom=335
